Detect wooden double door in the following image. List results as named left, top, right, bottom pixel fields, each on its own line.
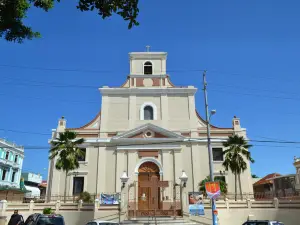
left=138, top=162, right=168, bottom=210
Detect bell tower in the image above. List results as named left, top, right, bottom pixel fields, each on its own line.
left=129, top=46, right=167, bottom=76
left=126, top=46, right=172, bottom=88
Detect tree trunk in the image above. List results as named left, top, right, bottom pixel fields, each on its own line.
left=234, top=172, right=237, bottom=201
left=238, top=173, right=243, bottom=200
left=64, top=170, right=68, bottom=203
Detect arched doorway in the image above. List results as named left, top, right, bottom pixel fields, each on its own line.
left=138, top=161, right=161, bottom=210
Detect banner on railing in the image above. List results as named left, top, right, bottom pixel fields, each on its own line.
left=205, top=182, right=221, bottom=199
left=100, top=193, right=120, bottom=205
left=188, top=192, right=205, bottom=216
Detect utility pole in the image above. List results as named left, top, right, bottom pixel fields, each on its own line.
left=203, top=71, right=218, bottom=225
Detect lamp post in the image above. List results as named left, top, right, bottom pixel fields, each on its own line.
left=203, top=70, right=218, bottom=225
left=179, top=170, right=188, bottom=188
left=119, top=171, right=129, bottom=223
left=179, top=171, right=188, bottom=216
left=120, top=171, right=129, bottom=189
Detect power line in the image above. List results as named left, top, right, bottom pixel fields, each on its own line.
left=210, top=89, right=300, bottom=102
left=2, top=137, right=300, bottom=151
left=210, top=82, right=300, bottom=97
left=0, top=128, right=49, bottom=136
left=0, top=64, right=114, bottom=73
left=0, top=64, right=205, bottom=74
left=1, top=126, right=300, bottom=145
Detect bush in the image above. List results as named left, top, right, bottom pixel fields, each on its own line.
left=78, top=191, right=92, bottom=203
left=43, top=208, right=53, bottom=215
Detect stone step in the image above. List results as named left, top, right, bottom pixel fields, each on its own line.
left=121, top=218, right=199, bottom=225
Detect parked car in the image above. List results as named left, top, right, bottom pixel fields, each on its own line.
left=242, top=221, right=284, bottom=225
left=86, top=220, right=119, bottom=225
left=24, top=213, right=65, bottom=225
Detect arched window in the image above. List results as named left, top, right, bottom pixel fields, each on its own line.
left=144, top=106, right=154, bottom=120
left=5, top=152, right=9, bottom=160
left=144, top=61, right=153, bottom=74
left=140, top=102, right=157, bottom=120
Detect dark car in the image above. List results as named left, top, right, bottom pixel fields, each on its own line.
left=242, top=220, right=284, bottom=225
left=24, top=213, right=65, bottom=225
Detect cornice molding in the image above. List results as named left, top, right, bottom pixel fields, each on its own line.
left=99, top=87, right=197, bottom=95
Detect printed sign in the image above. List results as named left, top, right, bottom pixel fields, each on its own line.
left=205, top=182, right=221, bottom=199
left=188, top=192, right=205, bottom=216
left=100, top=193, right=120, bottom=205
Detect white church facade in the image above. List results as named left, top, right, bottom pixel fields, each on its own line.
left=47, top=50, right=253, bottom=216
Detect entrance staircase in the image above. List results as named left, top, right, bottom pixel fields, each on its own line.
left=121, top=217, right=200, bottom=225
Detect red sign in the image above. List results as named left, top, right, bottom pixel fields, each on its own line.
left=205, top=182, right=221, bottom=199
left=213, top=209, right=218, bottom=215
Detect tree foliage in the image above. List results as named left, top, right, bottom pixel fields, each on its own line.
left=78, top=191, right=93, bottom=203
left=49, top=130, right=85, bottom=173
left=0, top=0, right=139, bottom=43
left=222, top=135, right=254, bottom=200
left=49, top=130, right=85, bottom=201
left=43, top=207, right=53, bottom=214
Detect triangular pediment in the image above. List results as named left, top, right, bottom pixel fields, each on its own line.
left=112, top=123, right=184, bottom=140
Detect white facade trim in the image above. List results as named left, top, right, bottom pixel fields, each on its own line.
left=129, top=75, right=167, bottom=78
left=117, top=144, right=181, bottom=150
left=99, top=88, right=197, bottom=95
left=68, top=171, right=88, bottom=176
left=140, top=102, right=157, bottom=120
left=134, top=157, right=163, bottom=175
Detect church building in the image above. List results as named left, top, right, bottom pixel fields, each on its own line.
left=47, top=49, right=253, bottom=216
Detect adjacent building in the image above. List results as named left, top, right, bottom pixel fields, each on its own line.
left=0, top=138, right=24, bottom=188
left=22, top=172, right=42, bottom=199
left=47, top=49, right=253, bottom=215
left=254, top=157, right=300, bottom=199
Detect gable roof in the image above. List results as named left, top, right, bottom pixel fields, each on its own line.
left=253, top=173, right=282, bottom=186
left=112, top=123, right=184, bottom=140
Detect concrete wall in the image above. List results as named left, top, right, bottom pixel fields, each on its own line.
left=0, top=201, right=120, bottom=225
left=188, top=208, right=299, bottom=225
left=1, top=200, right=299, bottom=225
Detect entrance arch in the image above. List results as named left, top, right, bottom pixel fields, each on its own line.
left=134, top=157, right=163, bottom=175
left=138, top=161, right=160, bottom=210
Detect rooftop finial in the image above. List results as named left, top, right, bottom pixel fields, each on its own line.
left=146, top=45, right=151, bottom=52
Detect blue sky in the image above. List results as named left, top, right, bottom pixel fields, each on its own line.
left=1, top=0, right=300, bottom=179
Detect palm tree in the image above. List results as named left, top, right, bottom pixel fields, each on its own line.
left=49, top=130, right=85, bottom=202
left=222, top=135, right=254, bottom=201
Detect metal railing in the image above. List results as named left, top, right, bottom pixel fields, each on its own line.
left=200, top=191, right=300, bottom=201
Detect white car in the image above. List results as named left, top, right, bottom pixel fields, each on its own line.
left=86, top=220, right=119, bottom=225
left=242, top=221, right=284, bottom=225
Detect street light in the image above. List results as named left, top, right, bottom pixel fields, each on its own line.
left=203, top=70, right=218, bottom=225
left=179, top=170, right=188, bottom=187
left=120, top=171, right=129, bottom=189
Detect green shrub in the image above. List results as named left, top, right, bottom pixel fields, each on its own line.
left=78, top=191, right=92, bottom=203
left=43, top=208, right=53, bottom=214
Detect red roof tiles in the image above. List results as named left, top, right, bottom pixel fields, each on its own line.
left=253, top=173, right=282, bottom=186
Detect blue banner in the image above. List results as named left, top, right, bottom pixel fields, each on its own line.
left=100, top=193, right=120, bottom=205
left=189, top=204, right=205, bottom=216
left=188, top=192, right=205, bottom=216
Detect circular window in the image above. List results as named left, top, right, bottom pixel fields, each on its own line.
left=144, top=130, right=154, bottom=138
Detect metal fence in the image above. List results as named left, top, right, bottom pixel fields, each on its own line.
left=200, top=191, right=300, bottom=201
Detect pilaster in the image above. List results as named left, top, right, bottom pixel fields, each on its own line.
left=116, top=151, right=125, bottom=193
left=99, top=95, right=109, bottom=137
left=188, top=94, right=197, bottom=137
left=129, top=95, right=137, bottom=129
left=161, top=94, right=168, bottom=128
